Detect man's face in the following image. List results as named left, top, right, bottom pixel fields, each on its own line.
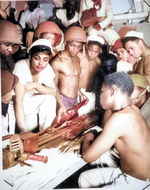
left=116, top=48, right=130, bottom=62
left=30, top=52, right=50, bottom=72
left=116, top=48, right=137, bottom=64
left=42, top=32, right=56, bottom=46
left=28, top=1, right=38, bottom=12
left=124, top=40, right=143, bottom=59
left=87, top=44, right=101, bottom=60
left=66, top=0, right=78, bottom=14
left=0, top=42, right=19, bottom=55
left=67, top=41, right=83, bottom=57
left=100, top=84, right=112, bottom=110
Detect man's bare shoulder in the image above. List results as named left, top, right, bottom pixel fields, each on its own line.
left=50, top=53, right=63, bottom=70
left=77, top=52, right=85, bottom=62
left=76, top=54, right=81, bottom=63
left=104, top=105, right=140, bottom=132
left=77, top=52, right=84, bottom=58
left=144, top=55, right=150, bottom=67
left=50, top=53, right=62, bottom=64
left=96, top=57, right=101, bottom=65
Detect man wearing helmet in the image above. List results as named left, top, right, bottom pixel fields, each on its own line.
left=0, top=20, right=23, bottom=137
left=51, top=26, right=88, bottom=118
left=130, top=74, right=150, bottom=128
left=33, top=21, right=62, bottom=58
left=0, top=20, right=23, bottom=71
left=1, top=70, right=19, bottom=148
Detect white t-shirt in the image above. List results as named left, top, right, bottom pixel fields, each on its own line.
left=19, top=8, right=46, bottom=29
left=56, top=9, right=79, bottom=28
left=117, top=60, right=133, bottom=73
left=13, top=59, right=55, bottom=100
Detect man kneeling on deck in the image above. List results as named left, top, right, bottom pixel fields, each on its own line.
left=78, top=72, right=150, bottom=189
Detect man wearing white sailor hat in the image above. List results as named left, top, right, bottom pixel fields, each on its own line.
left=122, top=30, right=150, bottom=84
left=78, top=34, right=104, bottom=116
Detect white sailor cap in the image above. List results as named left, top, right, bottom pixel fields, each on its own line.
left=124, top=31, right=143, bottom=39
left=87, top=35, right=105, bottom=45
left=28, top=39, right=53, bottom=53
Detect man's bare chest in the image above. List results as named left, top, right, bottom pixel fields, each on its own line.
left=135, top=60, right=144, bottom=74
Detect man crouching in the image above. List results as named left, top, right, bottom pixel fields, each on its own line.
left=78, top=72, right=150, bottom=189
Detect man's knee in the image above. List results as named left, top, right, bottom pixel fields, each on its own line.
left=41, top=95, right=56, bottom=110
left=78, top=171, right=91, bottom=188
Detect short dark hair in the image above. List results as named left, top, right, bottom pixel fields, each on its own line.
left=88, top=41, right=102, bottom=49
left=121, top=37, right=140, bottom=48
left=103, top=72, right=134, bottom=97
left=29, top=45, right=51, bottom=58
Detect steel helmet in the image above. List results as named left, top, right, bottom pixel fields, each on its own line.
left=64, top=26, right=87, bottom=43
left=130, top=74, right=149, bottom=90
left=0, top=20, right=22, bottom=45
left=34, top=21, right=62, bottom=47
left=118, top=25, right=136, bottom=39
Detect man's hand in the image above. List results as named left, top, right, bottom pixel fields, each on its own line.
left=81, top=94, right=88, bottom=102
left=0, top=7, right=7, bottom=20
left=25, top=82, right=36, bottom=92
left=84, top=132, right=95, bottom=143
left=57, top=105, right=67, bottom=121
left=93, top=23, right=101, bottom=31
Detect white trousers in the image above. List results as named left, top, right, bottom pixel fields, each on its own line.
left=87, top=26, right=120, bottom=46
left=78, top=88, right=95, bottom=116
left=23, top=94, right=56, bottom=131
left=2, top=101, right=16, bottom=148
left=90, top=149, right=119, bottom=168
left=78, top=167, right=150, bottom=189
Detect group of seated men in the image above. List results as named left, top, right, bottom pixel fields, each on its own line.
left=0, top=1, right=150, bottom=189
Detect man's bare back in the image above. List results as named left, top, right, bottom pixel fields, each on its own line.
left=78, top=52, right=101, bottom=89
left=81, top=72, right=150, bottom=188
left=111, top=105, right=150, bottom=180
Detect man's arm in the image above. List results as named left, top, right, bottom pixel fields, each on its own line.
left=82, top=113, right=123, bottom=162
left=93, top=0, right=113, bottom=31
left=13, top=82, right=28, bottom=133
left=51, top=58, right=67, bottom=118
left=98, top=0, right=113, bottom=29
left=0, top=7, right=7, bottom=20
left=38, top=9, right=47, bottom=24
left=144, top=56, right=150, bottom=84
left=78, top=88, right=88, bottom=102
left=25, top=82, right=56, bottom=96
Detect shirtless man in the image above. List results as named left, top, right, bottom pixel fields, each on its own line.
left=78, top=35, right=104, bottom=115
left=78, top=72, right=150, bottom=189
left=122, top=30, right=150, bottom=83
left=51, top=26, right=87, bottom=117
